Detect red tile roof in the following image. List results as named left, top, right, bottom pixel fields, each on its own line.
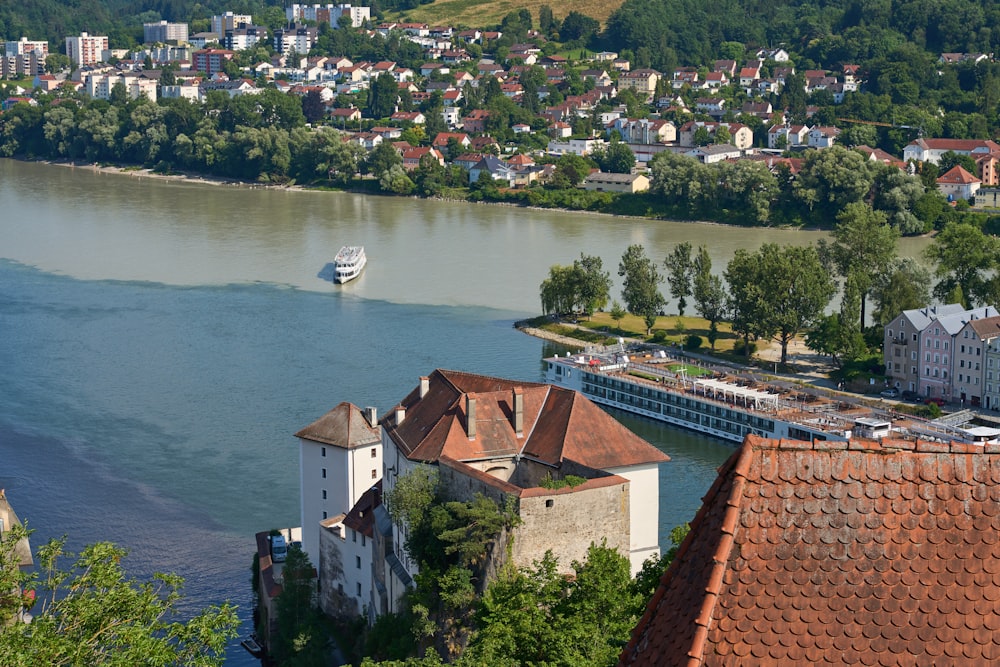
left=621, top=433, right=1000, bottom=666
left=938, top=165, right=980, bottom=185
left=384, top=370, right=669, bottom=470
left=295, top=402, right=380, bottom=449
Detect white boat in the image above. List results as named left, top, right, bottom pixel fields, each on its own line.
left=333, top=246, right=366, bottom=283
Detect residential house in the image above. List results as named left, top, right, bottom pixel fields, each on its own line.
left=580, top=70, right=612, bottom=87
left=330, top=107, right=361, bottom=124
left=738, top=65, right=760, bottom=90
left=713, top=60, right=737, bottom=77
left=621, top=433, right=1000, bottom=666
left=807, top=126, right=840, bottom=148
left=469, top=155, right=515, bottom=185
left=937, top=165, right=981, bottom=201
left=470, top=136, right=499, bottom=153
left=679, top=121, right=753, bottom=150
left=401, top=146, right=444, bottom=170
left=390, top=111, right=425, bottom=125
left=547, top=138, right=607, bottom=157
left=85, top=71, right=158, bottom=101
left=767, top=123, right=810, bottom=149
left=431, top=132, right=471, bottom=151
left=975, top=153, right=1000, bottom=186
left=225, top=25, right=267, bottom=51
left=608, top=118, right=676, bottom=144
left=757, top=47, right=790, bottom=61
left=685, top=144, right=742, bottom=164
left=161, top=79, right=201, bottom=100
left=462, top=109, right=490, bottom=133
left=884, top=304, right=998, bottom=398
left=549, top=121, right=572, bottom=138
left=984, top=334, right=1000, bottom=410
left=695, top=97, right=726, bottom=116
left=903, top=138, right=1000, bottom=164
left=854, top=145, right=907, bottom=169
left=581, top=171, right=650, bottom=193
left=703, top=72, right=728, bottom=88
left=954, top=316, right=1000, bottom=406
left=618, top=68, right=660, bottom=99
left=452, top=153, right=485, bottom=172
left=199, top=78, right=259, bottom=98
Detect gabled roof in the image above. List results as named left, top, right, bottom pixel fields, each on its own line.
left=294, top=402, right=379, bottom=449
left=621, top=434, right=1000, bottom=666
left=936, top=306, right=998, bottom=335
left=899, top=303, right=966, bottom=330
left=968, top=314, right=1000, bottom=340
left=342, top=480, right=381, bottom=538
left=384, top=370, right=668, bottom=470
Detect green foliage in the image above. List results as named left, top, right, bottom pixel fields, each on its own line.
left=0, top=524, right=238, bottom=667
left=684, top=334, right=703, bottom=350
left=663, top=242, right=693, bottom=317
left=925, top=221, right=1000, bottom=308
left=538, top=474, right=587, bottom=489
left=271, top=545, right=330, bottom=666
left=619, top=244, right=666, bottom=335
left=539, top=253, right=611, bottom=317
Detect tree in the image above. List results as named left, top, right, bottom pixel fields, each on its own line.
left=937, top=150, right=978, bottom=176
left=302, top=90, right=327, bottom=124
left=619, top=244, right=665, bottom=335
left=819, top=201, right=899, bottom=329
left=870, top=258, right=932, bottom=327
left=793, top=145, right=875, bottom=218
left=925, top=221, right=1000, bottom=307
left=271, top=545, right=328, bottom=665
left=663, top=242, right=693, bottom=317
left=539, top=254, right=611, bottom=317
left=0, top=525, right=238, bottom=666
left=379, top=164, right=415, bottom=195
left=610, top=301, right=626, bottom=332
left=727, top=244, right=835, bottom=364
left=692, top=246, right=727, bottom=349
left=368, top=73, right=399, bottom=120
left=364, top=140, right=402, bottom=176
left=592, top=140, right=636, bottom=174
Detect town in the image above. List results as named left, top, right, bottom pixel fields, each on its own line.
left=5, top=0, right=1000, bottom=664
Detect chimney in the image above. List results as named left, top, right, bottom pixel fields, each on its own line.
left=394, top=405, right=405, bottom=425
left=466, top=393, right=476, bottom=439
left=419, top=376, right=430, bottom=398
left=364, top=406, right=377, bottom=427
left=513, top=387, right=524, bottom=437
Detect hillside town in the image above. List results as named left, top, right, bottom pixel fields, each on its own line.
left=4, top=6, right=1000, bottom=210
left=10, top=2, right=1000, bottom=665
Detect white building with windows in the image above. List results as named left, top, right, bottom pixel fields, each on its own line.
left=65, top=32, right=108, bottom=67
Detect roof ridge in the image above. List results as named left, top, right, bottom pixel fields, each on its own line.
left=686, top=441, right=753, bottom=665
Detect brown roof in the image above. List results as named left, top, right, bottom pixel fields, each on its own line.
left=342, top=480, right=380, bottom=538
left=294, top=402, right=379, bottom=449
left=384, top=370, right=668, bottom=470
left=621, top=434, right=1000, bottom=666
left=938, top=165, right=980, bottom=184
left=968, top=314, right=1000, bottom=339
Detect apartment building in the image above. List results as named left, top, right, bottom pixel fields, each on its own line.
left=65, top=32, right=108, bottom=67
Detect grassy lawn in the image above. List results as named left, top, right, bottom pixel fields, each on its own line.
left=579, top=312, right=742, bottom=352
left=388, top=0, right=623, bottom=28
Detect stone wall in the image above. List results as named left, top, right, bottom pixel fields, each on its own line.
left=318, top=521, right=359, bottom=618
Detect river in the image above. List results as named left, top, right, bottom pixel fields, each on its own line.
left=0, top=159, right=931, bottom=663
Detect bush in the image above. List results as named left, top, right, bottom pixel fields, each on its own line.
left=732, top=339, right=757, bottom=356
left=650, top=330, right=668, bottom=343
left=684, top=334, right=703, bottom=350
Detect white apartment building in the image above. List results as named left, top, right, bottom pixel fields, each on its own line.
left=211, top=12, right=252, bottom=36
left=286, top=4, right=371, bottom=28
left=65, top=32, right=108, bottom=67
left=3, top=38, right=48, bottom=77
left=143, top=21, right=189, bottom=44
left=85, top=72, right=157, bottom=102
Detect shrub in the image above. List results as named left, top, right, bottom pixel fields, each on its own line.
left=732, top=339, right=757, bottom=356
left=684, top=334, right=703, bottom=350
left=651, top=330, right=668, bottom=343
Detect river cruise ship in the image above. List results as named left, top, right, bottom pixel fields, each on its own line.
left=542, top=346, right=971, bottom=445
left=334, top=246, right=366, bottom=283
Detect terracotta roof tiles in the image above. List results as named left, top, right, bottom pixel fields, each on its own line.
left=620, top=434, right=1000, bottom=666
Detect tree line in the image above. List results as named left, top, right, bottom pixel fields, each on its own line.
left=541, top=215, right=999, bottom=367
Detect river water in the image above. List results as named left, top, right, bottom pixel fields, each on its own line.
left=0, top=159, right=931, bottom=663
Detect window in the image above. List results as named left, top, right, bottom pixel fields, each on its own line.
left=357, top=582, right=362, bottom=596
left=944, top=341, right=949, bottom=351
left=976, top=363, right=981, bottom=371
left=925, top=353, right=931, bottom=362
left=961, top=360, right=966, bottom=368
left=934, top=369, right=939, bottom=377
left=911, top=351, right=917, bottom=361
left=322, top=446, right=326, bottom=457
left=911, top=366, right=916, bottom=375
left=352, top=530, right=357, bottom=543
left=913, top=333, right=918, bottom=341
left=371, top=469, right=377, bottom=479
left=935, top=340, right=940, bottom=349
left=356, top=556, right=361, bottom=569
left=323, top=511, right=327, bottom=519
left=362, top=534, right=366, bottom=546
left=925, top=367, right=930, bottom=377
left=889, top=329, right=893, bottom=339
left=371, top=447, right=377, bottom=458
left=322, top=490, right=327, bottom=500
left=934, top=354, right=940, bottom=364
left=322, top=468, right=327, bottom=479
left=935, top=328, right=940, bottom=336
left=962, top=345, right=966, bottom=353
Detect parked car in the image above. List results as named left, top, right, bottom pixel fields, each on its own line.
left=901, top=390, right=920, bottom=402
left=925, top=397, right=946, bottom=407
left=880, top=388, right=899, bottom=399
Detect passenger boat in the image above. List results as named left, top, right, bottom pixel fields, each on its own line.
left=334, top=246, right=366, bottom=283
left=544, top=346, right=980, bottom=445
